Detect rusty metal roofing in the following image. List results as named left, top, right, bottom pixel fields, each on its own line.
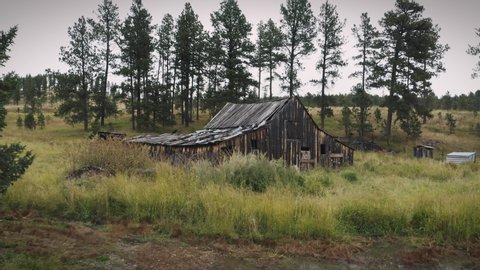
left=129, top=126, right=257, bottom=146
left=204, top=98, right=289, bottom=129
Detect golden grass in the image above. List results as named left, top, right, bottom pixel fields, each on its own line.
left=1, top=106, right=480, bottom=241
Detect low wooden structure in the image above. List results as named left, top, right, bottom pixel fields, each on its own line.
left=129, top=97, right=354, bottom=169
left=413, top=145, right=434, bottom=159
left=96, top=131, right=127, bottom=140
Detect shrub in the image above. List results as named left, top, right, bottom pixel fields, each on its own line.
left=24, top=112, right=36, bottom=130
left=224, top=154, right=276, bottom=192
left=341, top=170, right=358, bottom=182
left=338, top=204, right=407, bottom=236
left=16, top=115, right=22, bottom=127
left=37, top=112, right=46, bottom=129
left=68, top=140, right=154, bottom=176
left=223, top=154, right=304, bottom=192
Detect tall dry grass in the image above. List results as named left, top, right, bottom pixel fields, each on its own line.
left=3, top=139, right=480, bottom=240
left=2, top=109, right=480, bottom=241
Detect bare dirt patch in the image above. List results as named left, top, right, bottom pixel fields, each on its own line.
left=1, top=214, right=479, bottom=269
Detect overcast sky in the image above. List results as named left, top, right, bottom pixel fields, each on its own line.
left=1, top=0, right=479, bottom=97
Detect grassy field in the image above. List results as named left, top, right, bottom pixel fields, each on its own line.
left=1, top=105, right=480, bottom=242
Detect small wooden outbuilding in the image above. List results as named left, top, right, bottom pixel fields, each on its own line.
left=129, top=97, right=354, bottom=169
left=413, top=145, right=434, bottom=159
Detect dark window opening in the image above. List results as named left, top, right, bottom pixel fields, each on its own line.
left=301, top=146, right=310, bottom=151
left=221, top=145, right=233, bottom=155
left=251, top=139, right=258, bottom=150
left=320, top=144, right=326, bottom=155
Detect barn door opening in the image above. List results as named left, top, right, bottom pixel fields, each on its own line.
left=285, top=139, right=301, bottom=167
left=284, top=120, right=301, bottom=168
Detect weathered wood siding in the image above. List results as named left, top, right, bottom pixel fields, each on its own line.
left=147, top=128, right=268, bottom=163
left=265, top=98, right=353, bottom=168
left=266, top=98, right=318, bottom=167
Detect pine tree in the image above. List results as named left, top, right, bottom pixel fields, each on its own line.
left=375, top=0, right=447, bottom=138
left=280, top=0, right=316, bottom=96
left=211, top=0, right=255, bottom=102
left=445, top=113, right=456, bottom=134
left=374, top=107, right=383, bottom=131
left=0, top=26, right=17, bottom=66
left=59, top=16, right=99, bottom=131
left=16, top=114, right=23, bottom=128
left=203, top=33, right=226, bottom=116
left=0, top=70, right=18, bottom=129
left=351, top=13, right=378, bottom=137
left=351, top=84, right=372, bottom=137
left=37, top=112, right=46, bottom=129
left=260, top=19, right=284, bottom=100
left=341, top=105, right=352, bottom=137
left=117, top=0, right=155, bottom=130
left=316, top=1, right=346, bottom=129
left=399, top=110, right=422, bottom=139
left=252, top=21, right=268, bottom=99
left=89, top=0, right=120, bottom=126
left=175, top=3, right=203, bottom=126
left=157, top=14, right=175, bottom=122
left=24, top=112, right=36, bottom=130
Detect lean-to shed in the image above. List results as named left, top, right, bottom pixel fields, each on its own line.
left=129, top=97, right=354, bottom=169
left=413, top=145, right=434, bottom=159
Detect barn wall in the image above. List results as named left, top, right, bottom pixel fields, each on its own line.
left=147, top=128, right=269, bottom=163
left=267, top=98, right=353, bottom=168
left=317, top=131, right=354, bottom=167
left=267, top=98, right=320, bottom=168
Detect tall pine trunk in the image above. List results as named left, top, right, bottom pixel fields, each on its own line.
left=320, top=35, right=328, bottom=130
left=258, top=66, right=261, bottom=99
left=385, top=46, right=400, bottom=138
left=101, top=23, right=110, bottom=127
left=269, top=55, right=273, bottom=100
left=289, top=43, right=295, bottom=97
left=360, top=33, right=367, bottom=137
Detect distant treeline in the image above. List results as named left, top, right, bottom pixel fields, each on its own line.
left=300, top=90, right=480, bottom=112
left=3, top=0, right=480, bottom=140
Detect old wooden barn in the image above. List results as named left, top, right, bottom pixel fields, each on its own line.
left=129, top=97, right=354, bottom=169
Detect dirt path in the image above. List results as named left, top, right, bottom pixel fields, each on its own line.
left=0, top=211, right=479, bottom=269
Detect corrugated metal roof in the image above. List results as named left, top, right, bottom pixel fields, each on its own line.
left=447, top=152, right=476, bottom=157
left=446, top=152, right=476, bottom=164
left=204, top=98, right=289, bottom=129
left=129, top=126, right=257, bottom=146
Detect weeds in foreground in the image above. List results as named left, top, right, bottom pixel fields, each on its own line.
left=2, top=138, right=480, bottom=241
left=66, top=139, right=154, bottom=176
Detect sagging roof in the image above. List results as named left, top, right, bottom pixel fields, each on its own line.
left=129, top=126, right=256, bottom=146
left=129, top=98, right=290, bottom=146
left=205, top=98, right=289, bottom=129
left=414, top=145, right=435, bottom=150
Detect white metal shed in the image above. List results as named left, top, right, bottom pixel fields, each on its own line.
left=446, top=152, right=476, bottom=164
